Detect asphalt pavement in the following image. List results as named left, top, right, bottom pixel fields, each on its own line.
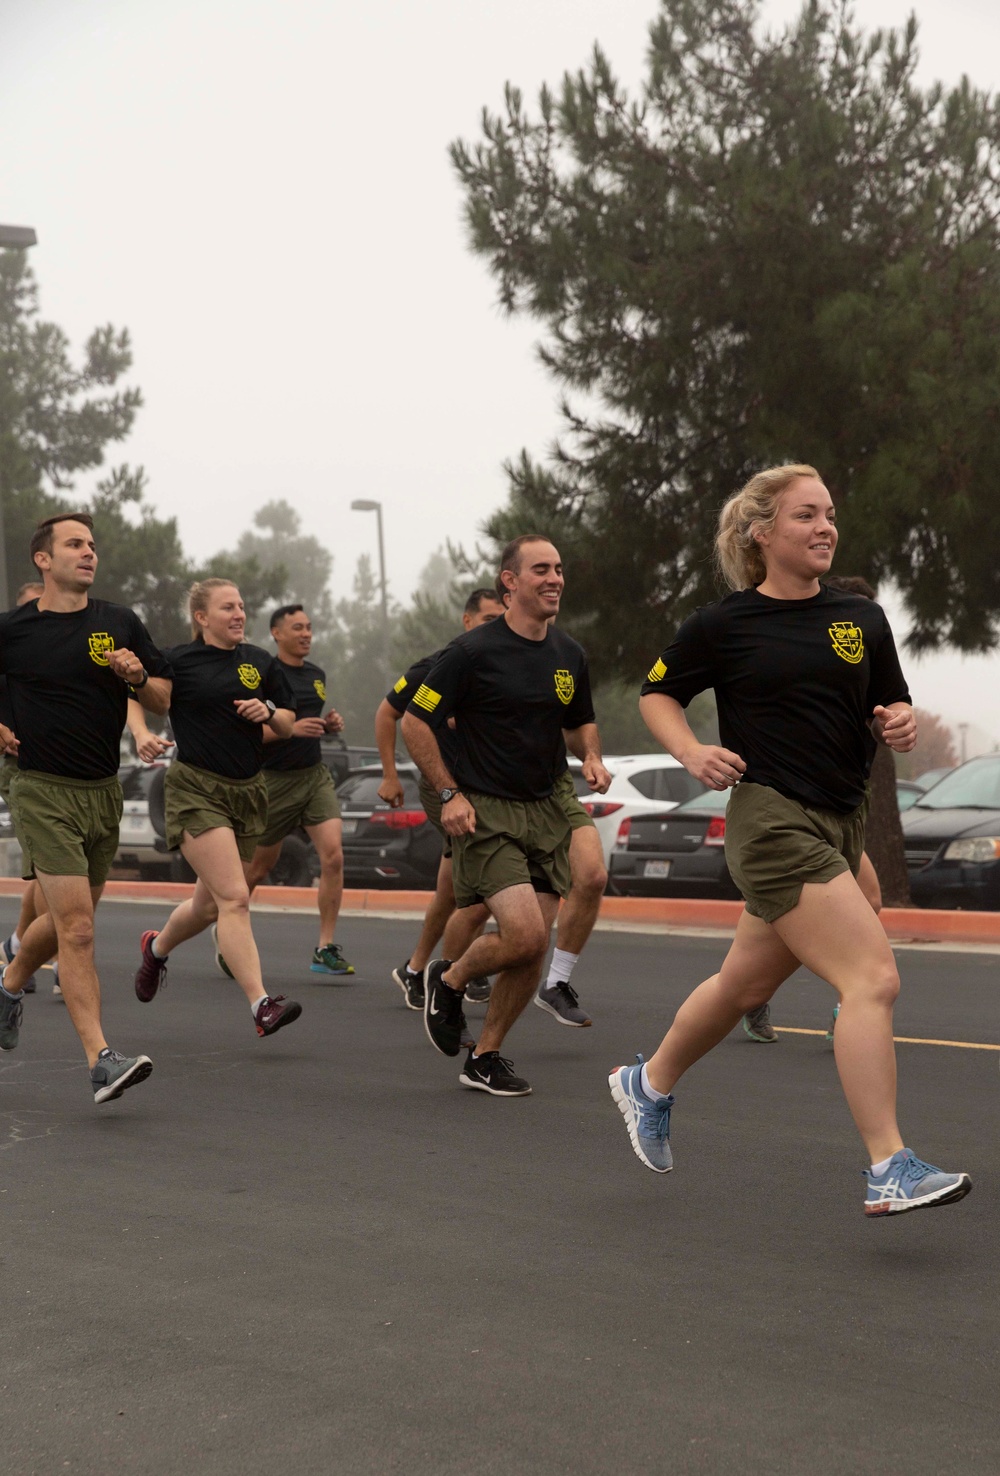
left=2, top=900, right=998, bottom=1476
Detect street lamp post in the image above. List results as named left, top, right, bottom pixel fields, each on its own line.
left=0, top=223, right=38, bottom=611
left=350, top=498, right=389, bottom=681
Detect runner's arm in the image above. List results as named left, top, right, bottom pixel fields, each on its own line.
left=126, top=697, right=174, bottom=762
left=639, top=693, right=745, bottom=790
left=562, top=722, right=612, bottom=794
left=872, top=702, right=916, bottom=752
left=375, top=699, right=405, bottom=808
left=400, top=713, right=475, bottom=835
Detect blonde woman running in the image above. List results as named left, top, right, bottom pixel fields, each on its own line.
left=131, top=579, right=302, bottom=1038
left=609, top=465, right=971, bottom=1217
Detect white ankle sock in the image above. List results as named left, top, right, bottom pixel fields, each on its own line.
left=151, top=937, right=168, bottom=960
left=545, top=948, right=579, bottom=989
left=250, top=995, right=268, bottom=1018
left=9, top=930, right=20, bottom=955
left=640, top=1064, right=671, bottom=1102
left=870, top=1155, right=894, bottom=1177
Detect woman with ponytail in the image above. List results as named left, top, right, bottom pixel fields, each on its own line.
left=609, top=465, right=971, bottom=1218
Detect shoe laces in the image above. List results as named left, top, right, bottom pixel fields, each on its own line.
left=4, top=994, right=22, bottom=1027
left=556, top=983, right=580, bottom=1006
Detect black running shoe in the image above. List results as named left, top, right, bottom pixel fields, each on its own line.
left=459, top=1050, right=532, bottom=1096
left=391, top=962, right=425, bottom=1011
left=465, top=976, right=492, bottom=1004
left=255, top=996, right=302, bottom=1037
left=423, top=959, right=466, bottom=1057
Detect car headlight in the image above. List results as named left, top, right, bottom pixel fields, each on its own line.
left=943, top=837, right=1000, bottom=863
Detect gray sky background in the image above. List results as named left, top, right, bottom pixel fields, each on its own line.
left=2, top=0, right=999, bottom=751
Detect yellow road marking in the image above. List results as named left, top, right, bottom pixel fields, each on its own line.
left=774, top=1026, right=1000, bottom=1052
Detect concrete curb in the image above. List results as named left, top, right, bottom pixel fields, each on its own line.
left=0, top=878, right=997, bottom=946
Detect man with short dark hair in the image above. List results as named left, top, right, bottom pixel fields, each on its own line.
left=403, top=537, right=611, bottom=1096
left=375, top=588, right=505, bottom=1010
left=240, top=604, right=352, bottom=975
left=0, top=513, right=172, bottom=1104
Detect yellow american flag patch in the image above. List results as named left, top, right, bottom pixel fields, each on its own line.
left=647, top=657, right=667, bottom=683
left=412, top=684, right=441, bottom=713
left=393, top=675, right=407, bottom=693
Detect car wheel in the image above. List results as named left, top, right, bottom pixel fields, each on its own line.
left=267, top=834, right=314, bottom=888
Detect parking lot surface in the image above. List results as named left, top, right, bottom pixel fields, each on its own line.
left=2, top=901, right=997, bottom=1475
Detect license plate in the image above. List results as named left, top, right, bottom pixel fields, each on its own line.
left=643, top=860, right=672, bottom=878
left=341, top=819, right=358, bottom=836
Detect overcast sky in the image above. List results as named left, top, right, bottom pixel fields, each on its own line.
left=2, top=0, right=1000, bottom=749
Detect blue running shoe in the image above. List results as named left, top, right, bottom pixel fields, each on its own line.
left=608, top=1054, right=674, bottom=1173
left=863, top=1148, right=972, bottom=1217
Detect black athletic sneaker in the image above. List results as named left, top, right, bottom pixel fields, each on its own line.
left=90, top=1049, right=153, bottom=1104
left=391, top=962, right=425, bottom=1011
left=423, top=959, right=466, bottom=1057
left=255, top=996, right=303, bottom=1037
left=465, top=976, right=492, bottom=1004
left=459, top=1050, right=532, bottom=1096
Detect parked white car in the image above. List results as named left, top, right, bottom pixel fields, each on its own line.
left=567, top=753, right=706, bottom=865
left=114, top=763, right=173, bottom=879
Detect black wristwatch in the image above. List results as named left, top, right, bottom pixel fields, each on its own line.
left=264, top=700, right=276, bottom=718
left=438, top=787, right=461, bottom=804
left=129, top=669, right=149, bottom=690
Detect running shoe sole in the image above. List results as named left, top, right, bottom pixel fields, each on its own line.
left=742, top=1019, right=777, bottom=1043
left=391, top=967, right=423, bottom=1010
left=608, top=1068, right=672, bottom=1174
left=865, top=1175, right=972, bottom=1217
left=458, top=1069, right=532, bottom=1096
left=211, top=925, right=235, bottom=980
left=93, top=1056, right=153, bottom=1105
left=309, top=963, right=355, bottom=975
left=534, top=995, right=591, bottom=1027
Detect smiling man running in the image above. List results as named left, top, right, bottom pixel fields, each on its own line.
left=0, top=513, right=172, bottom=1104
left=402, top=535, right=610, bottom=1097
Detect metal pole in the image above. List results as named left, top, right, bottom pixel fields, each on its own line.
left=375, top=502, right=389, bottom=682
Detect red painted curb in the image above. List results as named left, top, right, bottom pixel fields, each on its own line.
left=0, top=877, right=996, bottom=943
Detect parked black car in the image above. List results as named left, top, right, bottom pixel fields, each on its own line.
left=608, top=787, right=740, bottom=899
left=902, top=755, right=1000, bottom=909
left=339, top=765, right=442, bottom=889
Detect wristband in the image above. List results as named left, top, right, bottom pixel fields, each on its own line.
left=129, top=669, right=149, bottom=690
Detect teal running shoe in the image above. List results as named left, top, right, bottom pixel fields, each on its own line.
left=310, top=943, right=355, bottom=976
left=826, top=1000, right=840, bottom=1041
left=864, top=1149, right=972, bottom=1217
left=608, top=1053, right=674, bottom=1173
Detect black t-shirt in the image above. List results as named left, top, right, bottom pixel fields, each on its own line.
left=262, top=658, right=328, bottom=773
left=165, top=640, right=295, bottom=780
left=0, top=598, right=171, bottom=781
left=406, top=617, right=595, bottom=802
left=640, top=587, right=911, bottom=814
left=0, top=677, right=11, bottom=731
left=387, top=646, right=459, bottom=773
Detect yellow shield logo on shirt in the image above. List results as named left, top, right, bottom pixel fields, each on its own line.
left=313, top=679, right=327, bottom=700
left=554, top=669, right=575, bottom=706
left=829, top=622, right=864, bottom=665
left=238, top=663, right=262, bottom=690
left=88, top=633, right=115, bottom=667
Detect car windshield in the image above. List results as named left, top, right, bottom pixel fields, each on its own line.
left=912, top=757, right=1000, bottom=811
left=673, top=787, right=731, bottom=817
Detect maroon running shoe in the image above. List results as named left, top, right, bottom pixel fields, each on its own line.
left=254, top=995, right=302, bottom=1037
left=134, top=930, right=168, bottom=1003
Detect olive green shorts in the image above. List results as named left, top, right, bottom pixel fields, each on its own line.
left=451, top=789, right=572, bottom=909
left=0, top=755, right=16, bottom=809
left=724, top=781, right=868, bottom=925
left=260, top=763, right=341, bottom=847
left=165, top=761, right=268, bottom=863
left=552, top=768, right=596, bottom=832
left=10, top=769, right=123, bottom=886
left=419, top=779, right=452, bottom=860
